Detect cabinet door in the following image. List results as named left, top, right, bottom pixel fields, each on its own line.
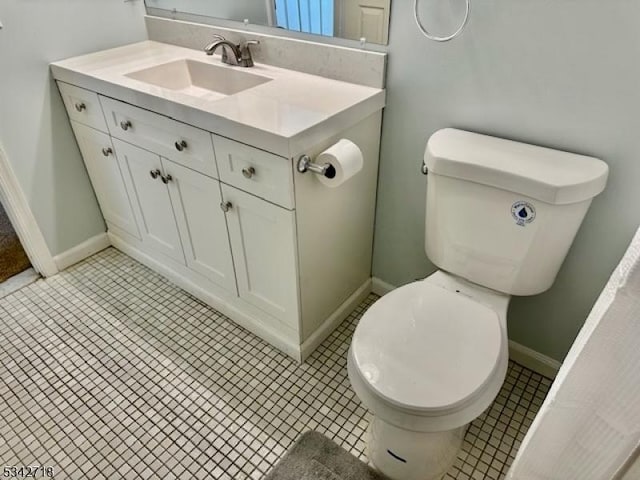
left=338, top=0, right=390, bottom=44
left=71, top=121, right=140, bottom=239
left=221, top=185, right=299, bottom=328
left=114, top=139, right=185, bottom=264
left=163, top=159, right=237, bottom=294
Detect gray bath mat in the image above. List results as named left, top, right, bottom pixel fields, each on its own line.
left=264, top=431, right=385, bottom=480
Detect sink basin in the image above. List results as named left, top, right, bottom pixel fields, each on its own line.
left=125, top=59, right=272, bottom=96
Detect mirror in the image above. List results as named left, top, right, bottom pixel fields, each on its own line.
left=145, top=0, right=391, bottom=45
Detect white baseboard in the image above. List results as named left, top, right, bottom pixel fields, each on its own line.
left=371, top=276, right=395, bottom=296
left=508, top=340, right=561, bottom=379
left=0, top=144, right=58, bottom=277
left=300, top=279, right=372, bottom=362
left=53, top=232, right=110, bottom=271
left=371, top=276, right=561, bottom=379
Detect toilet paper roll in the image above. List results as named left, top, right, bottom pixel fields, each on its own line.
left=316, top=139, right=364, bottom=188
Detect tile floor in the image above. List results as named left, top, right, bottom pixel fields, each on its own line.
left=0, top=248, right=552, bottom=479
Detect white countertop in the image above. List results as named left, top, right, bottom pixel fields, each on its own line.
left=51, top=41, right=386, bottom=157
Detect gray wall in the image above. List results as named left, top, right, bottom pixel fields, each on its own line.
left=373, top=1, right=640, bottom=361
left=146, top=0, right=270, bottom=26
left=0, top=0, right=147, bottom=256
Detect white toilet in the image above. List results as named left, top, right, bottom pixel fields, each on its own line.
left=348, top=128, right=609, bottom=480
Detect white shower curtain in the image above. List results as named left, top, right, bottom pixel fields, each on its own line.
left=507, top=226, right=640, bottom=480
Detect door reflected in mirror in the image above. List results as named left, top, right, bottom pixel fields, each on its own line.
left=145, top=0, right=391, bottom=45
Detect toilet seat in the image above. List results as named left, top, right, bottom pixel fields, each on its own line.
left=350, top=279, right=503, bottom=417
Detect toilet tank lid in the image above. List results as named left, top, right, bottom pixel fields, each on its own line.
left=425, top=128, right=609, bottom=205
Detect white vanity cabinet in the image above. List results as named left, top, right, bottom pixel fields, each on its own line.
left=57, top=78, right=381, bottom=362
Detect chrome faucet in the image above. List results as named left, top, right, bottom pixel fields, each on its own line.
left=204, top=35, right=260, bottom=67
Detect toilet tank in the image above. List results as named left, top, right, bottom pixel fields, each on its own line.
left=424, top=128, right=608, bottom=296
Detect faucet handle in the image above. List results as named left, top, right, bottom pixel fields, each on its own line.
left=239, top=40, right=260, bottom=67
left=241, top=40, right=260, bottom=51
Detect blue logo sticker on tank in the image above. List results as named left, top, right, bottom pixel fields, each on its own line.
left=511, top=201, right=536, bottom=227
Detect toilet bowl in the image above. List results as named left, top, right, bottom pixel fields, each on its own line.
left=347, top=128, right=609, bottom=480
left=348, top=271, right=510, bottom=480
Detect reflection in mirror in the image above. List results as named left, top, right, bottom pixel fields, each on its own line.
left=145, top=0, right=391, bottom=45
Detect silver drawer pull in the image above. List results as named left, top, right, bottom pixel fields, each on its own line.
left=150, top=169, right=161, bottom=179
left=161, top=174, right=173, bottom=184
left=74, top=102, right=86, bottom=112
left=242, top=166, right=256, bottom=179
left=101, top=147, right=113, bottom=157
left=220, top=201, right=233, bottom=213
left=120, top=120, right=132, bottom=131
left=175, top=140, right=187, bottom=152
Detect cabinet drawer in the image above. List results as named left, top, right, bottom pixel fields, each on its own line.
left=100, top=96, right=218, bottom=178
left=213, top=135, right=294, bottom=209
left=58, top=82, right=108, bottom=132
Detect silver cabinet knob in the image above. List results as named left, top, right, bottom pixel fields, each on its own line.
left=101, top=147, right=113, bottom=157
left=120, top=120, right=132, bottom=131
left=242, top=166, right=256, bottom=179
left=75, top=102, right=86, bottom=112
left=220, top=201, right=233, bottom=212
left=161, top=174, right=173, bottom=184
left=175, top=140, right=187, bottom=152
left=150, top=169, right=161, bottom=179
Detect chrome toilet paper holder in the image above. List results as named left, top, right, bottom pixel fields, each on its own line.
left=296, top=155, right=337, bottom=179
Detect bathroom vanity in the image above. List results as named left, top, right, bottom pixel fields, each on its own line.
left=51, top=41, right=385, bottom=361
